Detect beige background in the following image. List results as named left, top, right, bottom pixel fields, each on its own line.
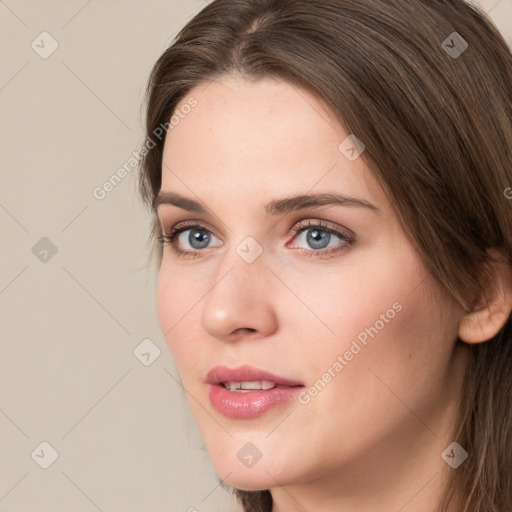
left=0, top=1, right=510, bottom=511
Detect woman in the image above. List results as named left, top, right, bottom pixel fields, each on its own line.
left=138, top=0, right=512, bottom=510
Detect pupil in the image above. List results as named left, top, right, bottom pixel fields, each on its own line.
left=190, top=229, right=210, bottom=249
left=307, top=229, right=330, bottom=249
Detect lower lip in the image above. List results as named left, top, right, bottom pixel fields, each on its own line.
left=208, top=384, right=304, bottom=419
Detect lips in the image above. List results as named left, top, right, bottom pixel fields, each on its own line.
left=206, top=364, right=305, bottom=419
left=205, top=364, right=304, bottom=387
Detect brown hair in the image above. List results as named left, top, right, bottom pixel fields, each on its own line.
left=137, top=0, right=512, bottom=510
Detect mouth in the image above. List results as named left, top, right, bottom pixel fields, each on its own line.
left=205, top=364, right=304, bottom=388
left=219, top=380, right=301, bottom=392
left=205, top=365, right=305, bottom=419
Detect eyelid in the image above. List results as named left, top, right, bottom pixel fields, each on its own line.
left=290, top=218, right=355, bottom=241
left=162, top=218, right=352, bottom=238
left=169, top=219, right=223, bottom=240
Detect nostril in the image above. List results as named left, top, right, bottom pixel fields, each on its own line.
left=235, top=328, right=257, bottom=334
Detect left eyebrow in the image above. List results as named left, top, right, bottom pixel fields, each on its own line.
left=153, top=191, right=380, bottom=216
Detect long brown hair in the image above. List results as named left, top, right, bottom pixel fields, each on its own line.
left=137, top=1, right=512, bottom=510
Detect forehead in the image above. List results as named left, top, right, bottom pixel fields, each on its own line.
left=160, top=76, right=384, bottom=211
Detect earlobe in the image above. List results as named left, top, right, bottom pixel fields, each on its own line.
left=458, top=250, right=512, bottom=344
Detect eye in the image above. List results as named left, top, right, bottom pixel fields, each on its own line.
left=287, top=219, right=355, bottom=259
left=158, top=222, right=222, bottom=259
left=158, top=219, right=355, bottom=260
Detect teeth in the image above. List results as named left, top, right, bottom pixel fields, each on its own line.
left=222, top=380, right=277, bottom=391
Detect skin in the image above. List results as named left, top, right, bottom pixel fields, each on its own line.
left=155, top=75, right=512, bottom=512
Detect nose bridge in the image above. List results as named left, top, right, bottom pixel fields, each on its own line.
left=200, top=236, right=277, bottom=339
left=213, top=231, right=268, bottom=289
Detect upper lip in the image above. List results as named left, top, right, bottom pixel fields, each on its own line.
left=205, top=364, right=304, bottom=387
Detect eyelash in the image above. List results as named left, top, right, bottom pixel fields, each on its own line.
left=158, top=219, right=355, bottom=260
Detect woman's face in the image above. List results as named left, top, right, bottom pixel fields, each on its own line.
left=155, top=76, right=468, bottom=498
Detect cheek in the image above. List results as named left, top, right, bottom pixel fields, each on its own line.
left=299, top=260, right=451, bottom=431
left=291, top=243, right=445, bottom=408
left=156, top=264, right=211, bottom=377
left=156, top=268, right=190, bottom=356
left=279, top=244, right=425, bottom=358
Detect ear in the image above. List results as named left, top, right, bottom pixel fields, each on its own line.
left=458, top=249, right=512, bottom=344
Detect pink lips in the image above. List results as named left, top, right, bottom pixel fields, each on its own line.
left=205, top=364, right=303, bottom=387
left=206, top=364, right=304, bottom=419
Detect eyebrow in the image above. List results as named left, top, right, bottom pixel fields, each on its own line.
left=153, top=191, right=380, bottom=216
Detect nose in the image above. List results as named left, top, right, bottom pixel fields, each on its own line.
left=200, top=247, right=279, bottom=343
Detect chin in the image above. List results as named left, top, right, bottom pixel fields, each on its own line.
left=206, top=448, right=298, bottom=492
left=216, top=470, right=276, bottom=492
